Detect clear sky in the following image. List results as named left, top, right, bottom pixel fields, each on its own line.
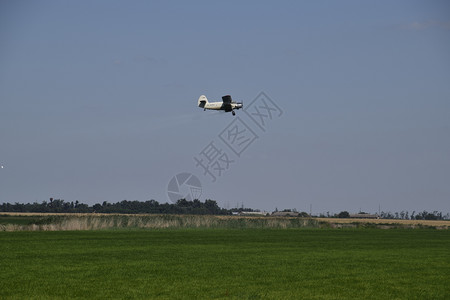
left=1, top=1, right=449, bottom=214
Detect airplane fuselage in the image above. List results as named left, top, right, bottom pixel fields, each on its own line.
left=198, top=95, right=243, bottom=115
left=203, top=102, right=243, bottom=111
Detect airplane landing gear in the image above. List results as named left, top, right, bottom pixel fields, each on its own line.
left=232, top=111, right=236, bottom=116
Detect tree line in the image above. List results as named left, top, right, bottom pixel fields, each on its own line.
left=0, top=198, right=229, bottom=215
left=1, top=199, right=448, bottom=220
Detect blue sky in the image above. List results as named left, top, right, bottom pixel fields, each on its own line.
left=1, top=1, right=449, bottom=214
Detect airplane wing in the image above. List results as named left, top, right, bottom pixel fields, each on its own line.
left=222, top=95, right=232, bottom=103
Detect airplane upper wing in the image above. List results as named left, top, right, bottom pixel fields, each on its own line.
left=222, top=95, right=232, bottom=103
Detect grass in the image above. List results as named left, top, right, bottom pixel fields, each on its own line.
left=0, top=228, right=449, bottom=299
left=0, top=214, right=64, bottom=226
left=0, top=214, right=320, bottom=231
left=1, top=214, right=448, bottom=231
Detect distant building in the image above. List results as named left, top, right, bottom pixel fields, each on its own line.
left=239, top=211, right=269, bottom=216
left=349, top=213, right=379, bottom=219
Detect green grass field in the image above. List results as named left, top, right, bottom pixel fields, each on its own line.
left=0, top=229, right=449, bottom=299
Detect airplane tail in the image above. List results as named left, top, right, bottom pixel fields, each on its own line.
left=198, top=95, right=208, bottom=108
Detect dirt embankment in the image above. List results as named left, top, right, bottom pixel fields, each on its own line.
left=317, top=217, right=450, bottom=229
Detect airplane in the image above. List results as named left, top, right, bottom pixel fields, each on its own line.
left=198, top=95, right=243, bottom=116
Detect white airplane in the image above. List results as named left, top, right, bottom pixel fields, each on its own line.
left=198, top=95, right=243, bottom=116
